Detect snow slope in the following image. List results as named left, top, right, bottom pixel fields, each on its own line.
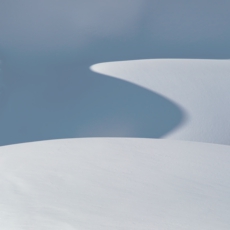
left=92, top=59, right=230, bottom=145
left=1, top=138, right=230, bottom=229
left=1, top=1, right=230, bottom=229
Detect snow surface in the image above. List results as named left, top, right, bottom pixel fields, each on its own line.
left=92, top=59, right=230, bottom=145
left=1, top=1, right=230, bottom=229
left=1, top=138, right=230, bottom=229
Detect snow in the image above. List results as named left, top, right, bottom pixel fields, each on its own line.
left=1, top=138, right=230, bottom=229
left=91, top=59, right=230, bottom=145
left=0, top=1, right=230, bottom=229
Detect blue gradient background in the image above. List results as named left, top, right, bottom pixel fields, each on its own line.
left=0, top=0, right=229, bottom=145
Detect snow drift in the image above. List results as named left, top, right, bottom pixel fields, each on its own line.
left=0, top=1, right=230, bottom=229
left=91, top=59, right=230, bottom=145
left=1, top=138, right=230, bottom=229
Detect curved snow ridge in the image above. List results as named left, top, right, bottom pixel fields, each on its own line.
left=91, top=59, right=230, bottom=145
left=1, top=137, right=230, bottom=229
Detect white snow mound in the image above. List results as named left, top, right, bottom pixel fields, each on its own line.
left=91, top=59, right=230, bottom=144
left=0, top=138, right=230, bottom=229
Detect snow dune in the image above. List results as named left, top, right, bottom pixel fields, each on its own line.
left=92, top=59, right=230, bottom=145
left=1, top=138, right=230, bottom=229
left=0, top=1, right=230, bottom=229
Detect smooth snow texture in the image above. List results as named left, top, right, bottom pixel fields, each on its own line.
left=0, top=138, right=230, bottom=229
left=91, top=59, right=230, bottom=145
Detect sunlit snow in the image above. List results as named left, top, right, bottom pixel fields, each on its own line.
left=0, top=0, right=230, bottom=229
